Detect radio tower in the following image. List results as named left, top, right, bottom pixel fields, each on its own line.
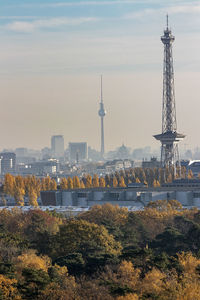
left=154, top=16, right=185, bottom=168
left=98, top=75, right=106, bottom=158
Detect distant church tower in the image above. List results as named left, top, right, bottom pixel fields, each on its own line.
left=154, top=16, right=185, bottom=168
left=98, top=75, right=106, bottom=158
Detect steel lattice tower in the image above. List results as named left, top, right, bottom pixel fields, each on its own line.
left=154, top=17, right=185, bottom=168
left=98, top=75, right=106, bottom=158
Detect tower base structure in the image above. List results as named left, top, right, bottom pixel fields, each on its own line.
left=154, top=131, right=185, bottom=168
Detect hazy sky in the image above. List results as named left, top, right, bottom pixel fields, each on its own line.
left=0, top=0, right=200, bottom=152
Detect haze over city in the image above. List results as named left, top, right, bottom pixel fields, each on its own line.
left=0, top=0, right=200, bottom=151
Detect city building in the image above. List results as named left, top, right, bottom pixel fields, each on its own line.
left=15, top=159, right=59, bottom=176
left=41, top=185, right=200, bottom=208
left=0, top=152, right=16, bottom=174
left=51, top=135, right=64, bottom=158
left=15, top=148, right=28, bottom=157
left=142, top=157, right=160, bottom=169
left=187, top=161, right=200, bottom=177
left=69, top=142, right=87, bottom=162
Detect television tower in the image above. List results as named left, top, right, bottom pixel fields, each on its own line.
left=154, top=16, right=185, bottom=168
left=98, top=75, right=106, bottom=158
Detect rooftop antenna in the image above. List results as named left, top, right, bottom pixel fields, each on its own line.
left=101, top=74, right=103, bottom=103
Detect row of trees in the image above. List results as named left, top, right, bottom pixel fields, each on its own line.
left=0, top=202, right=200, bottom=298
left=3, top=174, right=57, bottom=207
left=2, top=166, right=194, bottom=206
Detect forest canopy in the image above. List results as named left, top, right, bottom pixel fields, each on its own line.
left=0, top=201, right=199, bottom=299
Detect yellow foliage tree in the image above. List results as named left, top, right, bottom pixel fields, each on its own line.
left=14, top=186, right=25, bottom=206
left=135, top=177, right=140, bottom=183
left=50, top=179, right=57, bottom=190
left=67, top=177, right=73, bottom=189
left=79, top=203, right=128, bottom=226
left=28, top=187, right=38, bottom=207
left=139, top=268, right=165, bottom=296
left=99, top=177, right=106, bottom=188
left=92, top=174, right=99, bottom=188
left=80, top=180, right=85, bottom=189
left=73, top=176, right=81, bottom=189
left=188, top=169, right=194, bottom=179
left=112, top=176, right=118, bottom=188
left=116, top=294, right=139, bottom=300
left=60, top=178, right=68, bottom=190
left=15, top=175, right=25, bottom=189
left=166, top=173, right=173, bottom=183
left=15, top=249, right=51, bottom=273
left=119, top=176, right=126, bottom=188
left=3, top=173, right=15, bottom=196
left=85, top=174, right=92, bottom=188
left=0, top=275, right=21, bottom=300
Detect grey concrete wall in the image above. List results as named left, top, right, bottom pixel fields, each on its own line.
left=61, top=191, right=73, bottom=206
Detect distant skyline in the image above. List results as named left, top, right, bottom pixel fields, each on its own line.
left=0, top=0, right=200, bottom=151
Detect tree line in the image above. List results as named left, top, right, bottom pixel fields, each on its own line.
left=0, top=201, right=199, bottom=298
left=2, top=166, right=193, bottom=206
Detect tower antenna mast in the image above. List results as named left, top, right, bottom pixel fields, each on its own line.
left=154, top=17, right=185, bottom=171
left=98, top=75, right=106, bottom=158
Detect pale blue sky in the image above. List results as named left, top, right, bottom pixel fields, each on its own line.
left=0, top=0, right=199, bottom=151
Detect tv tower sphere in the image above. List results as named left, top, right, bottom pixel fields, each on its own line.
left=98, top=75, right=106, bottom=157
left=154, top=16, right=185, bottom=169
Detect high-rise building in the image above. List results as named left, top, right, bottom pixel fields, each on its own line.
left=51, top=135, right=64, bottom=158
left=154, top=17, right=185, bottom=168
left=69, top=142, right=87, bottom=162
left=0, top=152, right=16, bottom=174
left=98, top=75, right=106, bottom=158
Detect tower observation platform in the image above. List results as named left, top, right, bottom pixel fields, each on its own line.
left=154, top=16, right=185, bottom=168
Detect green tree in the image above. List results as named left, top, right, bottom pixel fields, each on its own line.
left=50, top=219, right=122, bottom=259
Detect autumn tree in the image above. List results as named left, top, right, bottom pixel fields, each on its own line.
left=50, top=179, right=57, bottom=191
left=188, top=169, right=194, bottom=179
left=0, top=275, right=21, bottom=299
left=15, top=249, right=51, bottom=273
left=15, top=175, right=25, bottom=190
left=67, top=177, right=73, bottom=189
left=3, top=173, right=15, bottom=196
left=119, top=176, right=126, bottom=188
left=28, top=187, right=39, bottom=207
left=14, top=186, right=25, bottom=206
left=92, top=174, right=99, bottom=188
left=112, top=176, right=118, bottom=188
left=50, top=219, right=122, bottom=259
left=73, top=176, right=81, bottom=189
left=80, top=180, right=85, bottom=189
left=60, top=178, right=68, bottom=190
left=85, top=175, right=92, bottom=188
left=135, top=178, right=140, bottom=183
left=105, top=174, right=111, bottom=187
left=99, top=177, right=106, bottom=188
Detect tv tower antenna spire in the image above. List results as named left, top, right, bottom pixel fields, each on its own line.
left=154, top=16, right=185, bottom=169
left=98, top=75, right=106, bottom=158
